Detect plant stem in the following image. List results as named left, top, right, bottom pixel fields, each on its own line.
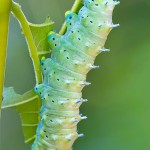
left=0, top=0, right=12, bottom=112
left=59, top=0, right=82, bottom=35
left=11, top=1, right=42, bottom=84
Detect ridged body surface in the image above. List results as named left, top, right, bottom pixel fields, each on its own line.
left=32, top=0, right=118, bottom=149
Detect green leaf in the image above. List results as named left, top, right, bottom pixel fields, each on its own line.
left=29, top=17, right=54, bottom=59
left=2, top=87, right=41, bottom=144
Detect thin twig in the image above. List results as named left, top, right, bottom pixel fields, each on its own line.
left=0, top=0, right=12, bottom=112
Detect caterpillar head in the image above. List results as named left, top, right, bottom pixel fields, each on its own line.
left=48, top=31, right=61, bottom=50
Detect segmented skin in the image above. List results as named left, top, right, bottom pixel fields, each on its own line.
left=31, top=0, right=119, bottom=149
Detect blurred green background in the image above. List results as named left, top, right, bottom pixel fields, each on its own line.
left=1, top=0, right=150, bottom=149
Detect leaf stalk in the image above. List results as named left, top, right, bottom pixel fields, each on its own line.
left=11, top=1, right=43, bottom=85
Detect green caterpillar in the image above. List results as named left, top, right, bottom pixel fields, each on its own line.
left=32, top=0, right=119, bottom=149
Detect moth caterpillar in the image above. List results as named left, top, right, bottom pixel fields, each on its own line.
left=32, top=0, right=119, bottom=149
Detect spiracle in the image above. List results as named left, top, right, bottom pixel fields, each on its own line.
left=31, top=0, right=119, bottom=149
